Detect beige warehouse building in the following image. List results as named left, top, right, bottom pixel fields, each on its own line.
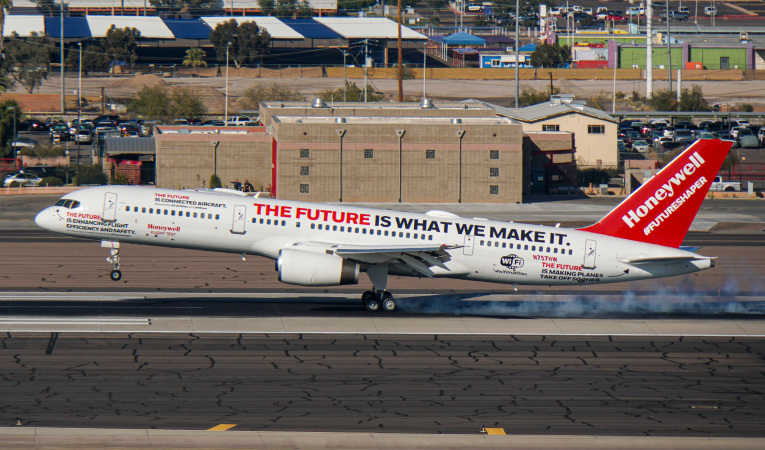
left=271, top=116, right=524, bottom=203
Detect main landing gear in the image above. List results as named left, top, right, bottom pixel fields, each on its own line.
left=362, top=263, right=397, bottom=312
left=103, top=240, right=121, bottom=281
left=362, top=290, right=397, bottom=313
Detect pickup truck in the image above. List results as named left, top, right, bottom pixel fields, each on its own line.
left=710, top=176, right=741, bottom=192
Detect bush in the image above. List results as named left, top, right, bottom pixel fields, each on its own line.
left=577, top=168, right=614, bottom=186
left=210, top=173, right=222, bottom=188
left=111, top=172, right=129, bottom=185
left=40, top=176, right=63, bottom=186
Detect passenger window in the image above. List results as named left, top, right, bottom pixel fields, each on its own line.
left=406, top=232, right=410, bottom=238
left=428, top=235, right=433, bottom=240
left=524, top=245, right=528, bottom=250
left=318, top=224, right=322, bottom=230
left=149, top=208, right=154, bottom=214
left=133, top=207, right=138, bottom=212
left=333, top=225, right=338, bottom=231
left=281, top=220, right=286, bottom=226
left=215, top=214, right=220, bottom=220
left=554, top=248, right=558, bottom=253
left=171, top=210, right=175, bottom=216
left=259, top=218, right=263, bottom=224
left=362, top=229, right=367, bottom=234
left=414, top=233, right=418, bottom=239
left=480, top=240, right=485, bottom=246
left=502, top=242, right=506, bottom=248
left=142, top=207, right=146, bottom=213
left=509, top=243, right=513, bottom=249
left=355, top=227, right=359, bottom=233
left=185, top=211, right=190, bottom=217
left=193, top=212, right=197, bottom=218
left=421, top=235, right=425, bottom=240
left=377, top=230, right=381, bottom=235
left=531, top=246, right=536, bottom=251
left=495, top=242, right=499, bottom=247
left=296, top=222, right=301, bottom=228
left=164, top=210, right=168, bottom=215
left=399, top=232, right=403, bottom=237
left=125, top=206, right=130, bottom=212
left=340, top=226, right=345, bottom=232
left=251, top=218, right=255, bottom=223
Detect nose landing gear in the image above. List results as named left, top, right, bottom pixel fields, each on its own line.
left=102, top=240, right=122, bottom=281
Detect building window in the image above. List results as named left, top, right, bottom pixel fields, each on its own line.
left=542, top=124, right=560, bottom=132
left=300, top=166, right=309, bottom=176
left=299, top=184, right=309, bottom=194
left=489, top=150, right=499, bottom=159
left=425, top=149, right=435, bottom=159
left=491, top=58, right=501, bottom=67
left=588, top=125, right=605, bottom=134
left=300, top=148, right=310, bottom=158
left=364, top=149, right=374, bottom=159
left=490, top=185, right=499, bottom=195
left=489, top=167, right=499, bottom=177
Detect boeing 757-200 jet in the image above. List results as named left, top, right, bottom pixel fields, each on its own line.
left=35, top=139, right=732, bottom=312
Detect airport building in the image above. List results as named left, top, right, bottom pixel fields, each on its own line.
left=269, top=116, right=523, bottom=203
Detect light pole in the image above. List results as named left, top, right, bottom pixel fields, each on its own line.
left=60, top=1, right=65, bottom=113
left=76, top=42, right=82, bottom=178
left=6, top=106, right=16, bottom=170
left=225, top=41, right=231, bottom=123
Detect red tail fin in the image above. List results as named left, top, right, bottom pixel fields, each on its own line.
left=578, top=139, right=732, bottom=248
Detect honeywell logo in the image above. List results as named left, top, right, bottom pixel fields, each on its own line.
left=622, top=152, right=706, bottom=229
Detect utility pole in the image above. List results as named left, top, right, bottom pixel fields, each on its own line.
left=666, top=0, right=672, bottom=93
left=646, top=0, right=654, bottom=99
left=514, top=0, right=519, bottom=108
left=397, top=0, right=403, bottom=102
left=60, top=1, right=65, bottom=113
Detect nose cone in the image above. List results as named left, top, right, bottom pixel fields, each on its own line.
left=34, top=208, right=50, bottom=230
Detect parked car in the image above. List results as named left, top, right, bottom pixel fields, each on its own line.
left=736, top=128, right=759, bottom=148
left=674, top=129, right=695, bottom=144
left=49, top=123, right=70, bottom=142
left=18, top=119, right=47, bottom=132
left=659, top=10, right=689, bottom=21
left=757, top=127, right=765, bottom=145
left=226, top=116, right=253, bottom=126
left=717, top=131, right=732, bottom=140
left=75, top=125, right=94, bottom=144
left=11, top=137, right=38, bottom=148
left=3, top=172, right=43, bottom=187
left=697, top=131, right=716, bottom=140
left=704, top=6, right=717, bottom=16
left=659, top=141, right=687, bottom=153
left=729, top=127, right=743, bottom=139
left=632, top=139, right=651, bottom=153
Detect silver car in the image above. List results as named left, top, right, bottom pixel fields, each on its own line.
left=4, top=172, right=43, bottom=187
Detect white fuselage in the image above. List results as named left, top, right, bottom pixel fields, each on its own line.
left=35, top=185, right=713, bottom=286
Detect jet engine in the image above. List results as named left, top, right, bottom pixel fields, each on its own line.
left=277, top=248, right=359, bottom=286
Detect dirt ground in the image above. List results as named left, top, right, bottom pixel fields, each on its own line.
left=12, top=73, right=765, bottom=113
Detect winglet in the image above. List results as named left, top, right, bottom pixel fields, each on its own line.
left=578, top=139, right=732, bottom=248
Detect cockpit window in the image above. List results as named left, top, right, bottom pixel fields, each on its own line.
left=54, top=199, right=80, bottom=209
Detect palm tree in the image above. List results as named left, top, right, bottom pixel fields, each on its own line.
left=0, top=0, right=12, bottom=57
left=182, top=48, right=207, bottom=76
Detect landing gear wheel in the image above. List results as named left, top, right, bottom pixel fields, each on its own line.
left=109, top=269, right=122, bottom=281
left=362, top=291, right=380, bottom=312
left=381, top=292, right=396, bottom=312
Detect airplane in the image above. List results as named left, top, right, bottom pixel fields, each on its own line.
left=35, top=139, right=732, bottom=313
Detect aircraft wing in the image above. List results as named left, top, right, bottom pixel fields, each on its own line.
left=296, top=242, right=460, bottom=278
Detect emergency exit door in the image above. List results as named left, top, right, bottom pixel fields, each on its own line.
left=230, top=205, right=247, bottom=234
left=103, top=192, right=117, bottom=222
left=583, top=239, right=597, bottom=269
left=463, top=235, right=474, bottom=256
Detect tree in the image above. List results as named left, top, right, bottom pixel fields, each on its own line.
left=518, top=85, right=561, bottom=107
left=275, top=0, right=297, bottom=17
left=128, top=86, right=207, bottom=121
left=529, top=43, right=571, bottom=68
left=170, top=87, right=207, bottom=119
left=128, top=86, right=171, bottom=121
left=209, top=19, right=271, bottom=69
left=182, top=48, right=208, bottom=75
left=237, top=83, right=304, bottom=111
left=149, top=0, right=218, bottom=14
left=0, top=99, right=21, bottom=158
left=101, top=25, right=141, bottom=68
left=318, top=82, right=385, bottom=103
left=648, top=85, right=710, bottom=112
left=258, top=0, right=275, bottom=15
left=3, top=32, right=54, bottom=94
left=296, top=0, right=312, bottom=17
left=65, top=44, right=108, bottom=74
left=0, top=0, right=12, bottom=57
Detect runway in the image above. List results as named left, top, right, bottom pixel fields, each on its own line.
left=2, top=331, right=765, bottom=437
left=2, top=206, right=765, bottom=446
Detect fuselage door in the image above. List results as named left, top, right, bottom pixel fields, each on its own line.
left=463, top=234, right=474, bottom=256
left=231, top=205, right=247, bottom=234
left=583, top=239, right=597, bottom=269
left=103, top=192, right=117, bottom=222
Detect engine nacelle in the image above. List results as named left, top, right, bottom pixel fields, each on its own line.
left=277, top=248, right=359, bottom=286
